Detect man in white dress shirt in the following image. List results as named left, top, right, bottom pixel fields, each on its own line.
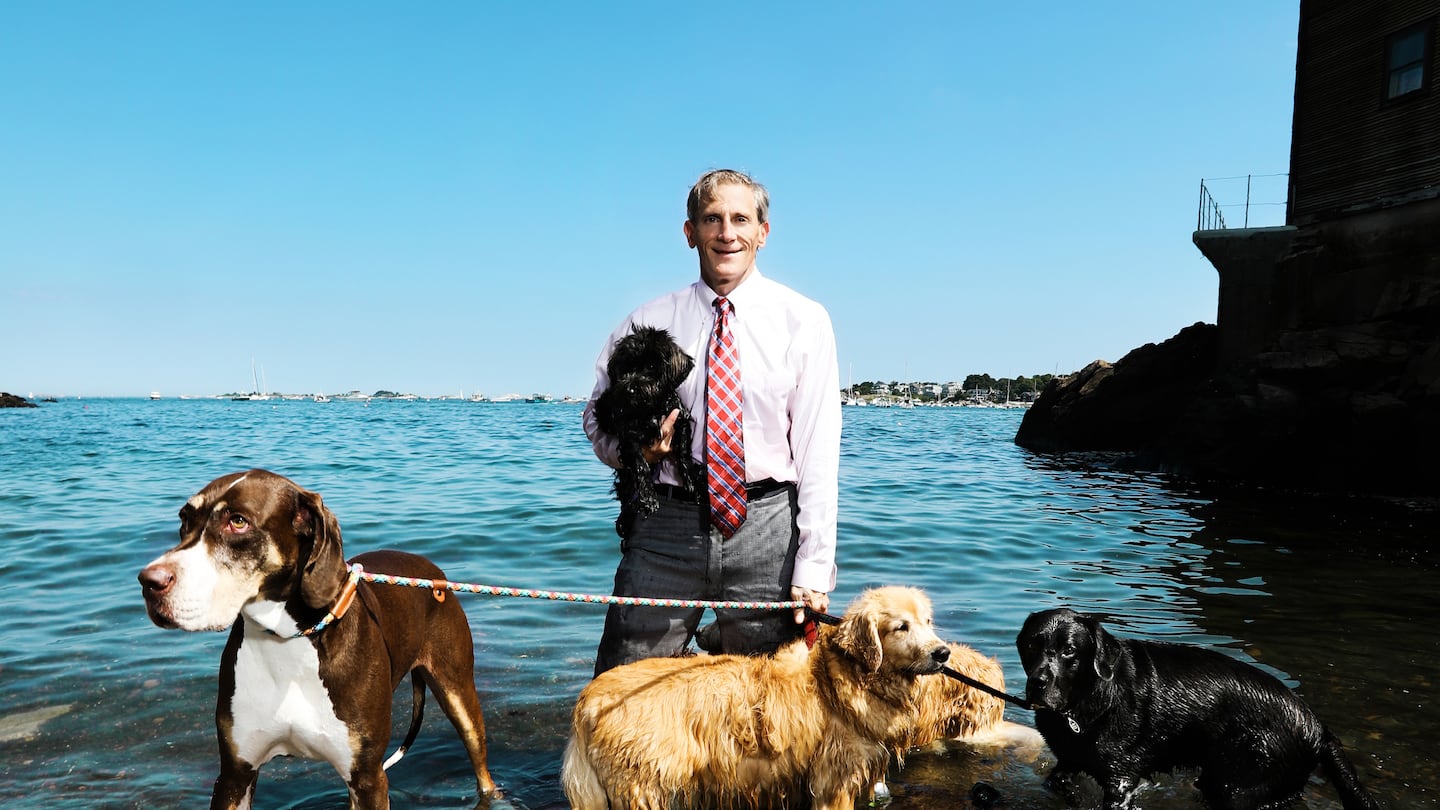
left=582, top=168, right=842, bottom=675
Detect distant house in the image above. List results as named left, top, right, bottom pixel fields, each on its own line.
left=1195, top=0, right=1439, bottom=367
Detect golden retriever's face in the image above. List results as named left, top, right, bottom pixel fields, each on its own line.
left=835, top=586, right=950, bottom=674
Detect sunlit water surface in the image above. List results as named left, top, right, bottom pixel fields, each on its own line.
left=1, top=399, right=1433, bottom=808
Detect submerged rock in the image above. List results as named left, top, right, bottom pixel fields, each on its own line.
left=0, top=704, right=72, bottom=742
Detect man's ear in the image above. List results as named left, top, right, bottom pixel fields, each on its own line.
left=683, top=219, right=696, bottom=248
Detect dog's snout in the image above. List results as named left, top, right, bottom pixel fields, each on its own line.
left=931, top=645, right=950, bottom=664
left=139, top=562, right=175, bottom=595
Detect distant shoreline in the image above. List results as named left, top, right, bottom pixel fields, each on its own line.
left=11, top=393, right=1032, bottom=409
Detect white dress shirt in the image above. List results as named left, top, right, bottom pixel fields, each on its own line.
left=583, top=270, right=842, bottom=593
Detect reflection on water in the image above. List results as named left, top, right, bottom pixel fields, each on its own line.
left=0, top=400, right=1433, bottom=808
left=1175, top=494, right=1440, bottom=804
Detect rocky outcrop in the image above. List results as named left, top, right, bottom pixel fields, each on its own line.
left=1019, top=200, right=1440, bottom=497
left=0, top=392, right=38, bottom=409
left=1015, top=323, right=1218, bottom=456
left=1017, top=321, right=1440, bottom=495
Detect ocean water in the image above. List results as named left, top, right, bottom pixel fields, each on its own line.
left=0, top=398, right=1434, bottom=809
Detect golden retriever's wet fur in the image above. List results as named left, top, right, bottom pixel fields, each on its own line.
left=910, top=643, right=1007, bottom=744
left=908, top=642, right=1046, bottom=756
left=562, top=586, right=951, bottom=810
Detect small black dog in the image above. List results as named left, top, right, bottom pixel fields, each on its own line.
left=1017, top=608, right=1380, bottom=810
left=593, top=325, right=702, bottom=538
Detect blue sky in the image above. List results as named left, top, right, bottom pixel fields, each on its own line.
left=1, top=2, right=1298, bottom=399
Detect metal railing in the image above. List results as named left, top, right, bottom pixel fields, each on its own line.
left=1196, top=173, right=1289, bottom=230
left=1198, top=179, right=1227, bottom=230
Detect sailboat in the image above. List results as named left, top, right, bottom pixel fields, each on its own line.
left=233, top=359, right=271, bottom=401
left=897, top=364, right=915, bottom=408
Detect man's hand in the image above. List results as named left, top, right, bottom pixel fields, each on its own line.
left=791, top=586, right=830, bottom=624
left=641, top=409, right=680, bottom=464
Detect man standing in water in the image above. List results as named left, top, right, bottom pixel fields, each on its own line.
left=582, top=168, right=842, bottom=675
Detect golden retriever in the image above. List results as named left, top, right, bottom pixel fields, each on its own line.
left=561, top=586, right=951, bottom=810
left=911, top=642, right=1007, bottom=743
left=910, top=642, right=1048, bottom=752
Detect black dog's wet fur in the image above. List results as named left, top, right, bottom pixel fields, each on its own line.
left=594, top=326, right=702, bottom=538
left=1017, top=608, right=1380, bottom=810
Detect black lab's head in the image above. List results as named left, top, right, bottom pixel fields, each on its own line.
left=1016, top=608, right=1122, bottom=712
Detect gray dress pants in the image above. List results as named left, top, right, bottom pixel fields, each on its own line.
left=592, top=485, right=801, bottom=676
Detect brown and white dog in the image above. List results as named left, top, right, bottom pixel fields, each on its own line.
left=137, top=469, right=496, bottom=810
left=562, top=586, right=952, bottom=810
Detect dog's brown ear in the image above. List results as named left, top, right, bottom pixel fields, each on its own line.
left=1084, top=615, right=1122, bottom=681
left=295, top=487, right=346, bottom=610
left=836, top=611, right=884, bottom=672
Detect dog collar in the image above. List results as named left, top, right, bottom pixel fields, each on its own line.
left=290, top=563, right=364, bottom=638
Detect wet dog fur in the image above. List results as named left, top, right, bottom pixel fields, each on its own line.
left=592, top=325, right=702, bottom=538
left=1017, top=608, right=1379, bottom=810
left=562, top=586, right=954, bottom=810
left=910, top=642, right=1007, bottom=744
left=138, top=469, right=496, bottom=808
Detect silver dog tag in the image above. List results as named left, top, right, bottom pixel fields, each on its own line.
left=1067, top=715, right=1082, bottom=734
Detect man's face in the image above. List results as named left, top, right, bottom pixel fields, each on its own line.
left=684, top=183, right=769, bottom=295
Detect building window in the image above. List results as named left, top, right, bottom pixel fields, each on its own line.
left=1386, top=22, right=1431, bottom=100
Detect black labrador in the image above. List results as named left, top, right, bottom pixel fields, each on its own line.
left=1017, top=608, right=1380, bottom=810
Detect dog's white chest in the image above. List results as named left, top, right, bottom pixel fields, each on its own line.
left=229, top=620, right=353, bottom=777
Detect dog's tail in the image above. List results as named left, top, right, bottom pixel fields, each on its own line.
left=1319, top=728, right=1382, bottom=810
left=382, top=676, right=428, bottom=771
left=560, top=731, right=609, bottom=810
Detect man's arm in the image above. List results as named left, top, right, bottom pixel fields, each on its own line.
left=787, top=304, right=842, bottom=599
left=583, top=319, right=633, bottom=469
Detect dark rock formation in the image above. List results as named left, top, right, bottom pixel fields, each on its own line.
left=1017, top=306, right=1440, bottom=497
left=1015, top=323, right=1218, bottom=455
left=1019, top=198, right=1440, bottom=497
left=0, top=392, right=38, bottom=409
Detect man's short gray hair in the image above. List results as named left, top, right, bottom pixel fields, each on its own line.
left=687, top=169, right=769, bottom=224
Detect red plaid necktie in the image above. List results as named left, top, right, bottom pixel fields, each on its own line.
left=706, top=297, right=746, bottom=537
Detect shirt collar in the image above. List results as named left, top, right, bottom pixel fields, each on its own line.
left=696, top=267, right=764, bottom=313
